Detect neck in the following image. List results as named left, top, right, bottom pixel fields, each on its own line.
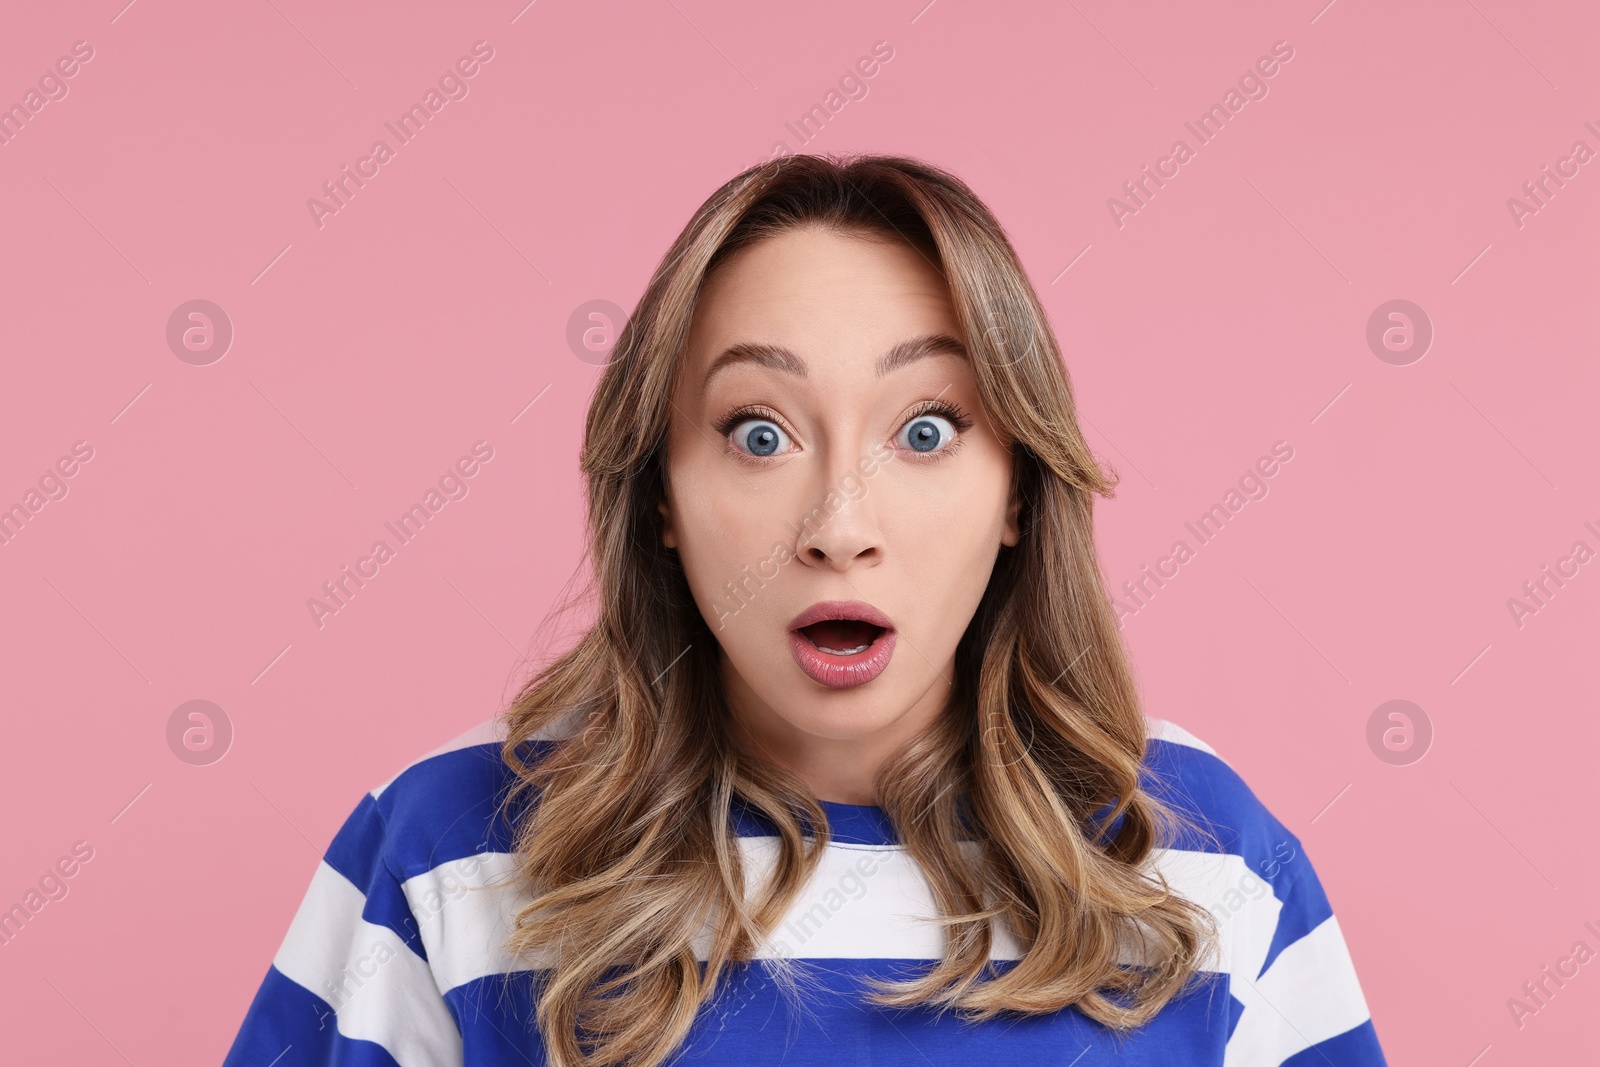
left=720, top=654, right=951, bottom=806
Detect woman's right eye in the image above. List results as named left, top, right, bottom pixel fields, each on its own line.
left=727, top=418, right=793, bottom=458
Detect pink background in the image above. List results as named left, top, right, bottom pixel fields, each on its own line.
left=1, top=0, right=1596, bottom=1062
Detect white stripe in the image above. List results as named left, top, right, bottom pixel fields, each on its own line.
left=1224, top=914, right=1373, bottom=1065
left=404, top=852, right=537, bottom=992
left=402, top=841, right=1286, bottom=993
left=1146, top=717, right=1223, bottom=760
left=723, top=839, right=1030, bottom=961
left=1152, top=847, right=1280, bottom=980
left=273, top=861, right=463, bottom=1065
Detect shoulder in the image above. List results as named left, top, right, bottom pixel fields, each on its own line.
left=1142, top=718, right=1386, bottom=1063
left=230, top=715, right=582, bottom=1061
left=1141, top=716, right=1299, bottom=873
left=329, top=710, right=580, bottom=886
left=1136, top=717, right=1308, bottom=969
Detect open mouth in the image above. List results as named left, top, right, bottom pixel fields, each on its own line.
left=797, top=619, right=887, bottom=656
left=786, top=600, right=897, bottom=689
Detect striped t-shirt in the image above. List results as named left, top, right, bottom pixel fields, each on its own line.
left=223, top=716, right=1387, bottom=1065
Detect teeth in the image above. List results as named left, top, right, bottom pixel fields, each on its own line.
left=818, top=643, right=870, bottom=656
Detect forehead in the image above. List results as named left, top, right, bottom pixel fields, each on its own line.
left=686, top=228, right=959, bottom=366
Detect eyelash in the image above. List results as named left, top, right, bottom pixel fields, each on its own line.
left=713, top=400, right=974, bottom=467
left=897, top=400, right=974, bottom=464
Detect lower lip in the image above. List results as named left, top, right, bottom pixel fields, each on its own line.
left=788, top=627, right=897, bottom=689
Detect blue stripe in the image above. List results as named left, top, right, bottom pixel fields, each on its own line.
left=320, top=794, right=427, bottom=959
left=1281, top=1019, right=1388, bottom=1066
left=371, top=737, right=1293, bottom=871
left=442, top=961, right=1233, bottom=1065
left=1143, top=739, right=1276, bottom=851
left=1142, top=739, right=1304, bottom=893
left=323, top=795, right=388, bottom=889
left=221, top=965, right=407, bottom=1067
left=730, top=794, right=910, bottom=845
left=372, top=742, right=543, bottom=880
left=1256, top=854, right=1335, bottom=979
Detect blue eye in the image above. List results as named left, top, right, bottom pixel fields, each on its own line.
left=897, top=414, right=957, bottom=453
left=729, top=418, right=791, bottom=458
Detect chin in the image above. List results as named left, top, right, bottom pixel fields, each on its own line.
left=779, top=659, right=927, bottom=737
left=784, top=695, right=906, bottom=741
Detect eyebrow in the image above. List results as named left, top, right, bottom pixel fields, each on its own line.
left=700, top=333, right=968, bottom=396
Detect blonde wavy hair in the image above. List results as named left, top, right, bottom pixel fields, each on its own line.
left=499, top=153, right=1218, bottom=1067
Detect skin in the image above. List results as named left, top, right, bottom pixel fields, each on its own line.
left=659, top=226, right=1018, bottom=805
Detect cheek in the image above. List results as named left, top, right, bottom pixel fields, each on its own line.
left=880, top=458, right=1011, bottom=610
left=887, top=500, right=997, bottom=598
left=668, top=457, right=786, bottom=600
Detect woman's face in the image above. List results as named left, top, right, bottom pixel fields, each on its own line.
left=660, top=226, right=1018, bottom=803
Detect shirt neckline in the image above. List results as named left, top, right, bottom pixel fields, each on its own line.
left=729, top=795, right=901, bottom=847
left=814, top=798, right=897, bottom=847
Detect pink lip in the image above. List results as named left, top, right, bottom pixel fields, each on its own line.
left=788, top=600, right=895, bottom=633
left=787, top=600, right=897, bottom=689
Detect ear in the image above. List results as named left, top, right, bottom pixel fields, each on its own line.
left=658, top=493, right=678, bottom=549
left=1000, top=484, right=1021, bottom=548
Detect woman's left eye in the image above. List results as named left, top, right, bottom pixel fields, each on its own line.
left=895, top=413, right=959, bottom=454
left=727, top=418, right=793, bottom=458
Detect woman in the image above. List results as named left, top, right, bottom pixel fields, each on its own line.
left=224, top=155, right=1387, bottom=1066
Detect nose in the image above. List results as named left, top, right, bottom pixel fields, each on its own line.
left=792, top=463, right=883, bottom=572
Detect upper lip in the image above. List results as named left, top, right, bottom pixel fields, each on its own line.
left=788, top=600, right=895, bottom=633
